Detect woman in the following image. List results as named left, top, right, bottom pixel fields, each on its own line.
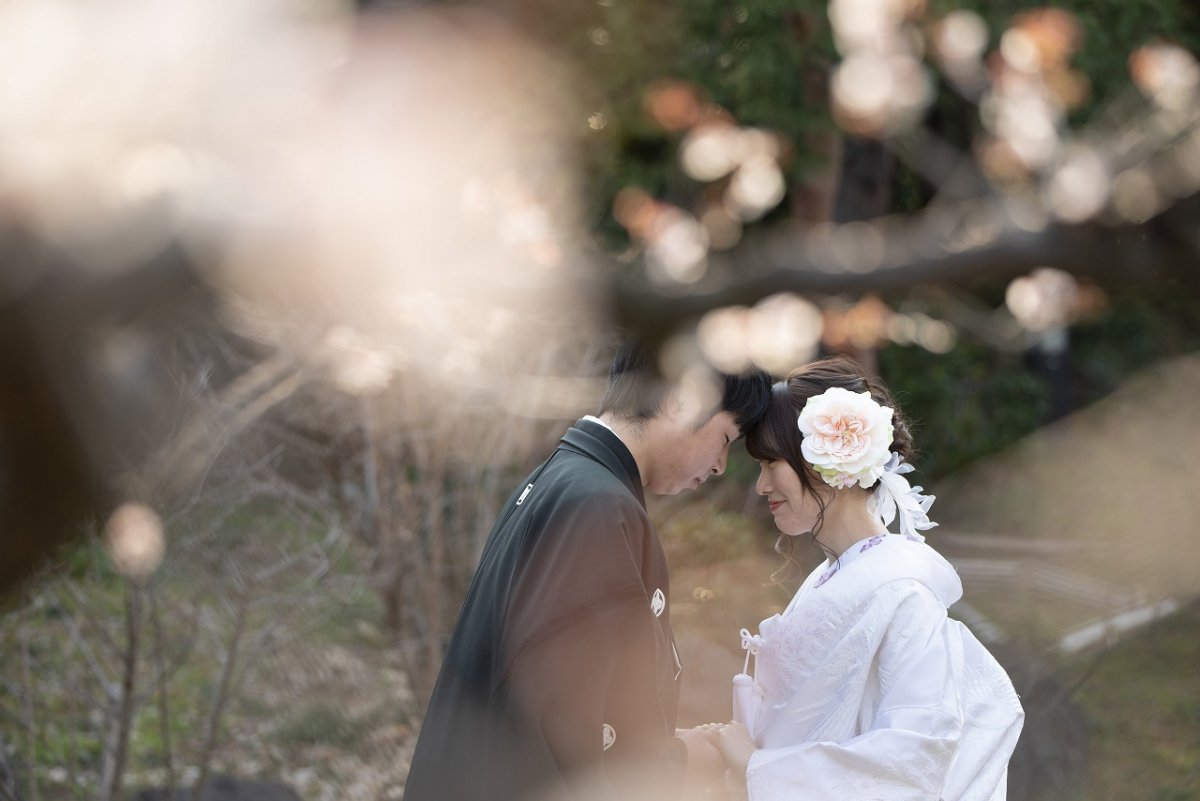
left=708, top=358, right=1024, bottom=800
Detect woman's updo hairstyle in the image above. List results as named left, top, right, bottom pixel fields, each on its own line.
left=746, top=356, right=915, bottom=501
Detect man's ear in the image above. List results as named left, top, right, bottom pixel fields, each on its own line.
left=667, top=371, right=722, bottom=429
left=659, top=385, right=688, bottom=421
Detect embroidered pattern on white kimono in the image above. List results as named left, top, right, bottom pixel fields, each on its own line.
left=735, top=534, right=1024, bottom=801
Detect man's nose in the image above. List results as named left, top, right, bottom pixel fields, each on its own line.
left=711, top=451, right=727, bottom=476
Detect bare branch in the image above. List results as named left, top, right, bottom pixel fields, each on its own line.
left=57, top=581, right=121, bottom=663
left=148, top=586, right=177, bottom=791
left=0, top=768, right=24, bottom=801
left=98, top=583, right=142, bottom=801
left=17, top=618, right=38, bottom=801
left=190, top=596, right=249, bottom=801
left=136, top=354, right=304, bottom=505
left=55, top=602, right=117, bottom=701
left=54, top=636, right=87, bottom=801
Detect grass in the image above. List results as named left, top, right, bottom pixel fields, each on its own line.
left=1048, top=599, right=1200, bottom=801
left=0, top=497, right=414, bottom=800
left=271, top=703, right=378, bottom=749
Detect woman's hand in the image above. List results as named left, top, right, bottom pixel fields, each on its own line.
left=711, top=721, right=755, bottom=778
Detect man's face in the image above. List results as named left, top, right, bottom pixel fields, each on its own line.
left=650, top=410, right=742, bottom=495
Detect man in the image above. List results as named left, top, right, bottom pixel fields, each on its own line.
left=404, top=342, right=771, bottom=801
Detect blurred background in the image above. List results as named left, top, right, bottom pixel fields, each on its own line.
left=1, top=0, right=1198, bottom=799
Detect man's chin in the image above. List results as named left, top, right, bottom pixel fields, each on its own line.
left=651, top=479, right=700, bottom=496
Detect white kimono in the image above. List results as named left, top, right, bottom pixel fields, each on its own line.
left=734, top=534, right=1024, bottom=801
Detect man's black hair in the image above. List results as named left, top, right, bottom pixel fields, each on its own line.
left=598, top=340, right=772, bottom=434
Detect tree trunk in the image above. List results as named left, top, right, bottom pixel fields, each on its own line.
left=834, top=136, right=895, bottom=224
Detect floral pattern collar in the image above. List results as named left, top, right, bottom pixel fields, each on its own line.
left=814, top=532, right=926, bottom=589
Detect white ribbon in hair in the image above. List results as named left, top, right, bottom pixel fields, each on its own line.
left=868, top=453, right=937, bottom=540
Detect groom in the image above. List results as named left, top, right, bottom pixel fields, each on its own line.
left=404, top=342, right=770, bottom=801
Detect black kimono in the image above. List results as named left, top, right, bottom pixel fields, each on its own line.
left=404, top=418, right=686, bottom=801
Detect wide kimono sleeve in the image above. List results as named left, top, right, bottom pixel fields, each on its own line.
left=504, top=493, right=686, bottom=799
left=746, top=582, right=964, bottom=801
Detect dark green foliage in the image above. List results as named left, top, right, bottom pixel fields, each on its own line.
left=568, top=0, right=837, bottom=242
left=675, top=0, right=837, bottom=175
left=573, top=0, right=1200, bottom=235
left=1072, top=286, right=1200, bottom=406
left=924, top=0, right=1200, bottom=124
left=880, top=281, right=1200, bottom=483
left=879, top=340, right=1050, bottom=481
left=1054, top=0, right=1200, bottom=123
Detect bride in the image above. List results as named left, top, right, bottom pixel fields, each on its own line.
left=700, top=357, right=1023, bottom=800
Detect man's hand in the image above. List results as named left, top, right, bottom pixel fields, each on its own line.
left=676, top=727, right=727, bottom=796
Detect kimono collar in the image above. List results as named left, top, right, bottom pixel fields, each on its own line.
left=559, top=418, right=646, bottom=509
left=820, top=533, right=963, bottom=608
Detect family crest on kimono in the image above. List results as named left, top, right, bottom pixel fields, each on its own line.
left=701, top=358, right=1024, bottom=801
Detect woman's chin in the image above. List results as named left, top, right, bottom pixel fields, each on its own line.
left=773, top=520, right=805, bottom=537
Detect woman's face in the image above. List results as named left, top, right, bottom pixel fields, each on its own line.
left=755, top=458, right=827, bottom=536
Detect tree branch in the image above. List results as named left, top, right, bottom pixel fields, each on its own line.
left=609, top=205, right=1196, bottom=349
left=98, top=582, right=142, bottom=801
left=17, top=618, right=38, bottom=801
left=148, top=586, right=177, bottom=792
left=190, top=594, right=249, bottom=801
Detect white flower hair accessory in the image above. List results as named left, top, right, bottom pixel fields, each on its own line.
left=798, top=386, right=937, bottom=539
left=798, top=387, right=894, bottom=489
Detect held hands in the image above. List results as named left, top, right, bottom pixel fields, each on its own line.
left=676, top=726, right=726, bottom=796
left=705, top=721, right=755, bottom=778
left=677, top=721, right=755, bottom=793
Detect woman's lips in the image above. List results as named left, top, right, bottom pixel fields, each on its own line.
left=769, top=501, right=783, bottom=513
